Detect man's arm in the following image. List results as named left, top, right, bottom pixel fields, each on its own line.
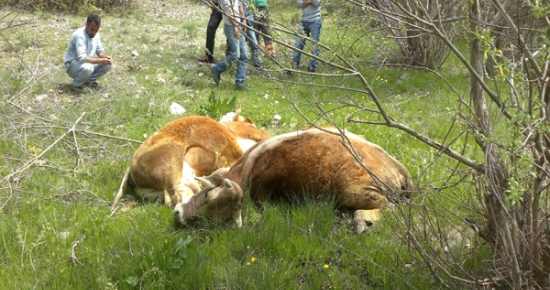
left=239, top=5, right=247, bottom=32
left=95, top=36, right=113, bottom=65
left=85, top=55, right=112, bottom=65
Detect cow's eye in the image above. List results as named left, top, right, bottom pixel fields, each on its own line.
left=204, top=191, right=209, bottom=199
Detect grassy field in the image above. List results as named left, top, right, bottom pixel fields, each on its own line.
left=0, top=0, right=487, bottom=288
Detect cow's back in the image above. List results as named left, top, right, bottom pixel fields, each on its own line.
left=226, top=129, right=412, bottom=209
left=130, top=116, right=244, bottom=192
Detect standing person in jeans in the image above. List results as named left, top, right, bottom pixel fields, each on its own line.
left=198, top=0, right=223, bottom=64
left=242, top=0, right=262, bottom=69
left=64, top=14, right=112, bottom=93
left=292, top=0, right=322, bottom=73
left=253, top=0, right=276, bottom=57
left=210, top=0, right=250, bottom=91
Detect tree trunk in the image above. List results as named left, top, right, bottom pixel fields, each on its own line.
left=470, top=1, right=521, bottom=287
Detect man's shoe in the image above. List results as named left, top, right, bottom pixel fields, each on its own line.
left=234, top=85, right=250, bottom=91
left=210, top=66, right=221, bottom=85
left=198, top=56, right=214, bottom=64
left=85, top=81, right=100, bottom=89
left=71, top=85, right=85, bottom=93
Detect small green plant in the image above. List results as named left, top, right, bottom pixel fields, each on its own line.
left=124, top=236, right=193, bottom=287
left=198, top=90, right=237, bottom=120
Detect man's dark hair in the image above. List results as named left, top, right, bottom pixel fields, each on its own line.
left=86, top=14, right=101, bottom=26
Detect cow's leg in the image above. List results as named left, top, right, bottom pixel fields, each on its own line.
left=233, top=209, right=243, bottom=228
left=110, top=166, right=132, bottom=214
left=180, top=161, right=201, bottom=193
left=164, top=189, right=173, bottom=206
left=353, top=209, right=382, bottom=234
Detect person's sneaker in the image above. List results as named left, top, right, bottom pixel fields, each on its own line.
left=86, top=81, right=100, bottom=89
left=284, top=70, right=292, bottom=77
left=234, top=85, right=250, bottom=91
left=307, top=67, right=316, bottom=73
left=198, top=56, right=214, bottom=64
left=210, top=65, right=221, bottom=85
left=71, top=85, right=85, bottom=93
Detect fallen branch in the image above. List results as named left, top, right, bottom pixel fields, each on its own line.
left=3, top=112, right=86, bottom=183
left=71, top=236, right=85, bottom=266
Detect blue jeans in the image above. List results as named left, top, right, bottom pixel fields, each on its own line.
left=293, top=19, right=322, bottom=72
left=65, top=60, right=111, bottom=87
left=213, top=24, right=249, bottom=87
left=245, top=15, right=262, bottom=68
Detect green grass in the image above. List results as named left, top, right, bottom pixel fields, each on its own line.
left=0, top=0, right=494, bottom=288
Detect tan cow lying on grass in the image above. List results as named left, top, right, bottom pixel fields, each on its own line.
left=110, top=113, right=270, bottom=214
left=173, top=127, right=413, bottom=233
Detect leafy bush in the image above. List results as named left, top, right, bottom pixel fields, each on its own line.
left=0, top=0, right=137, bottom=14
left=198, top=90, right=237, bottom=120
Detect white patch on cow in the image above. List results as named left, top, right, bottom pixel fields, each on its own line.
left=177, top=162, right=198, bottom=203
left=238, top=130, right=308, bottom=175
left=174, top=203, right=186, bottom=225
left=308, top=127, right=382, bottom=148
left=236, top=138, right=257, bottom=152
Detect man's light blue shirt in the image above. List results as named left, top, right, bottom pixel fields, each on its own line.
left=296, top=0, right=322, bottom=22
left=64, top=27, right=104, bottom=67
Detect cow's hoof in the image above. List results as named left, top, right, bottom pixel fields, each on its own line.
left=353, top=209, right=382, bottom=234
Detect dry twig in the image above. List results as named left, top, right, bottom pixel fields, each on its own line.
left=71, top=236, right=85, bottom=266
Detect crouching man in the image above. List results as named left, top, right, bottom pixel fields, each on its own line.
left=64, top=14, right=112, bottom=93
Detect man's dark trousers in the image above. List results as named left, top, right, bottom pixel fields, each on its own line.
left=205, top=7, right=223, bottom=62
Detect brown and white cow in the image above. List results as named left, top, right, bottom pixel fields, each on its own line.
left=173, top=127, right=413, bottom=233
left=110, top=114, right=270, bottom=214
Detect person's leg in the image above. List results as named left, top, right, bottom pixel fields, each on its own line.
left=205, top=8, right=223, bottom=62
left=235, top=31, right=249, bottom=88
left=306, top=19, right=322, bottom=72
left=246, top=16, right=262, bottom=68
left=292, top=24, right=306, bottom=69
left=253, top=18, right=262, bottom=51
left=213, top=24, right=240, bottom=74
left=66, top=61, right=93, bottom=87
left=258, top=7, right=275, bottom=56
left=86, top=64, right=112, bottom=83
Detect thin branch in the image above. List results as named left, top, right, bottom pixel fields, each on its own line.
left=3, top=112, right=86, bottom=183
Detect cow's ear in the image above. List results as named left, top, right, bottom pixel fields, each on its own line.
left=195, top=175, right=224, bottom=189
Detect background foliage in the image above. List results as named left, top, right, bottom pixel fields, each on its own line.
left=0, top=0, right=137, bottom=14
left=2, top=0, right=549, bottom=288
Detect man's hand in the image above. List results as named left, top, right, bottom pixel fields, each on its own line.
left=302, top=0, right=312, bottom=8
left=100, top=56, right=113, bottom=65
left=98, top=53, right=113, bottom=65
left=233, top=25, right=240, bottom=38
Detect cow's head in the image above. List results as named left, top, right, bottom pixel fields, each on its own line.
left=173, top=175, right=243, bottom=228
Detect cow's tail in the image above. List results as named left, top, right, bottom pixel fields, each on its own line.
left=110, top=166, right=131, bottom=216
left=233, top=104, right=242, bottom=121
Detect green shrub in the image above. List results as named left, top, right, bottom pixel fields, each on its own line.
left=198, top=90, right=238, bottom=120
